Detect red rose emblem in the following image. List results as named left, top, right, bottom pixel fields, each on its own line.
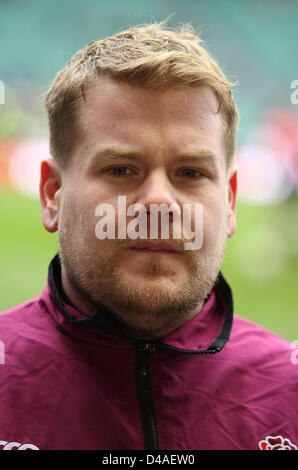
left=259, top=435, right=297, bottom=450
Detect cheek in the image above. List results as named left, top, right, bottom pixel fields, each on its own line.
left=201, top=198, right=229, bottom=250
left=58, top=183, right=118, bottom=259
left=59, top=190, right=90, bottom=241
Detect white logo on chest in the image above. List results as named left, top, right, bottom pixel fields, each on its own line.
left=0, top=440, right=39, bottom=450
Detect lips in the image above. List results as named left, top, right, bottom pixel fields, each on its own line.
left=128, top=241, right=183, bottom=253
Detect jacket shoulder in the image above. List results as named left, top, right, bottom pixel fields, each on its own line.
left=229, top=315, right=297, bottom=378
left=0, top=294, right=51, bottom=341
left=232, top=314, right=292, bottom=348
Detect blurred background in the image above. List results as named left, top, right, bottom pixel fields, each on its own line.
left=0, top=0, right=297, bottom=340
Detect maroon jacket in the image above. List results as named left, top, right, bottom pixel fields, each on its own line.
left=0, top=254, right=297, bottom=450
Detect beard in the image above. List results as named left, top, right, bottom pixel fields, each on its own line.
left=58, top=213, right=228, bottom=340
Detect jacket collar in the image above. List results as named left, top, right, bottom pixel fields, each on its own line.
left=47, top=253, right=234, bottom=354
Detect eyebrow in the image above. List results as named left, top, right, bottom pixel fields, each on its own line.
left=91, top=148, right=141, bottom=163
left=175, top=150, right=218, bottom=163
left=91, top=147, right=218, bottom=165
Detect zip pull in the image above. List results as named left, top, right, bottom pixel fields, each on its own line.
left=136, top=343, right=156, bottom=353
left=137, top=343, right=149, bottom=351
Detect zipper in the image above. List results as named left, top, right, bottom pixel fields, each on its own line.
left=134, top=343, right=159, bottom=450
left=134, top=340, right=221, bottom=450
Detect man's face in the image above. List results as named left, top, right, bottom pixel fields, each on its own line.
left=41, top=77, right=237, bottom=340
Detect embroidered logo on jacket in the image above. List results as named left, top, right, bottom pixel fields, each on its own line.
left=259, top=435, right=297, bottom=450
left=0, top=440, right=39, bottom=450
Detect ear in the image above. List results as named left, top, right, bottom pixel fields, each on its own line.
left=39, top=158, right=62, bottom=233
left=227, top=167, right=237, bottom=238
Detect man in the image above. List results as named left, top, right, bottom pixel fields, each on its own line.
left=0, top=21, right=297, bottom=451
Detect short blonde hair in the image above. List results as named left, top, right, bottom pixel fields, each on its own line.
left=45, top=21, right=239, bottom=169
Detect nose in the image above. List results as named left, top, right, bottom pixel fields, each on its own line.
left=131, top=170, right=181, bottom=239
left=134, top=169, right=178, bottom=210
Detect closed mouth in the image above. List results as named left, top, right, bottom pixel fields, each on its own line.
left=128, top=242, right=182, bottom=253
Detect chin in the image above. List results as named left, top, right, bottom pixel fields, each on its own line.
left=124, top=271, right=182, bottom=289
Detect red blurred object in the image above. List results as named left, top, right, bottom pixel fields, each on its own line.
left=0, top=139, right=20, bottom=189
left=265, top=110, right=298, bottom=187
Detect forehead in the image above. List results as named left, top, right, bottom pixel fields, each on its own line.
left=75, top=77, right=225, bottom=162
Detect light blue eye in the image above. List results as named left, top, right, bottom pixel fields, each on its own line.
left=111, top=167, right=128, bottom=175
left=181, top=169, right=198, bottom=178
